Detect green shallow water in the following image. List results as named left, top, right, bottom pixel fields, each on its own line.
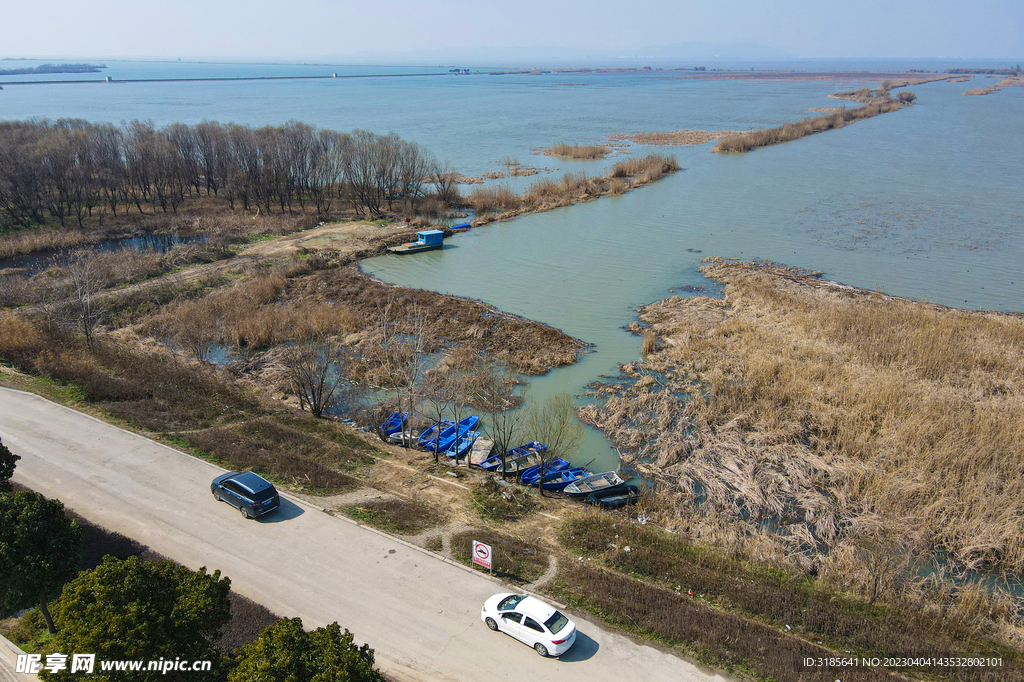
left=3, top=62, right=1021, bottom=471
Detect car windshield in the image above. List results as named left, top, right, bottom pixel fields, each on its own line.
left=497, top=595, right=526, bottom=611
left=544, top=611, right=569, bottom=634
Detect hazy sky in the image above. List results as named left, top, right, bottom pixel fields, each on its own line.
left=3, top=0, right=1022, bottom=61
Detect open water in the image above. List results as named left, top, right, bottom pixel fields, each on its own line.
left=3, top=60, right=1022, bottom=472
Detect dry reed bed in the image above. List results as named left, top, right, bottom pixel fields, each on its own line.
left=608, top=130, right=735, bottom=146
left=714, top=100, right=905, bottom=153
left=580, top=259, right=1024, bottom=575
left=141, top=261, right=586, bottom=376
left=467, top=154, right=679, bottom=226
left=542, top=143, right=611, bottom=159
left=965, top=75, right=1024, bottom=96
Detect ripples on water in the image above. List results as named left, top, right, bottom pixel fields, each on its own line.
left=3, top=63, right=1022, bottom=470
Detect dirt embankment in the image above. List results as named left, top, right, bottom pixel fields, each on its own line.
left=581, top=258, right=1024, bottom=580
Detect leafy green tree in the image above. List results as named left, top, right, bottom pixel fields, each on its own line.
left=230, top=618, right=383, bottom=682
left=0, top=491, right=80, bottom=633
left=0, top=436, right=20, bottom=492
left=48, top=556, right=231, bottom=681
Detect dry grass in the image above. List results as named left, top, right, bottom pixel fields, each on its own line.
left=450, top=528, right=548, bottom=583
left=469, top=154, right=679, bottom=227
left=467, top=184, right=521, bottom=214
left=714, top=101, right=905, bottom=153
left=582, top=259, right=1024, bottom=581
left=965, top=75, right=1024, bottom=96
left=345, top=497, right=445, bottom=534
left=543, top=143, right=611, bottom=159
left=608, top=130, right=734, bottom=146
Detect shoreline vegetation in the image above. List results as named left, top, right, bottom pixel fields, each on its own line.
left=964, top=74, right=1024, bottom=96
left=607, top=129, right=735, bottom=146
left=579, top=258, right=1024, bottom=648
left=542, top=143, right=611, bottom=159
left=467, top=154, right=679, bottom=227
left=714, top=85, right=915, bottom=153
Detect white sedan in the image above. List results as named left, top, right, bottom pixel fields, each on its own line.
left=481, top=593, right=577, bottom=657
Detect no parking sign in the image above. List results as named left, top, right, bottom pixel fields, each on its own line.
left=472, top=540, right=492, bottom=571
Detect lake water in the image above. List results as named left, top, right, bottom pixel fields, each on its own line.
left=3, top=61, right=1022, bottom=472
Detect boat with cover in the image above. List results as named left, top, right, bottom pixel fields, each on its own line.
left=380, top=412, right=408, bottom=436
left=535, top=467, right=588, bottom=490
left=563, top=471, right=626, bottom=498
left=435, top=415, right=481, bottom=453
left=587, top=484, right=640, bottom=508
left=519, top=458, right=570, bottom=485
left=417, top=419, right=455, bottom=449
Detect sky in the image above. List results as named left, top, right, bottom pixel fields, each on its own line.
left=2, top=0, right=1022, bottom=62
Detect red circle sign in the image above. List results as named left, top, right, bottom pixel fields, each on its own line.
left=475, top=544, right=489, bottom=559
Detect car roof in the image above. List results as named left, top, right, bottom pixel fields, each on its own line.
left=230, top=471, right=274, bottom=494
left=515, top=596, right=557, bottom=623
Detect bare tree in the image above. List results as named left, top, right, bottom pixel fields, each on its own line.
left=476, top=362, right=525, bottom=474
left=283, top=337, right=340, bottom=418
left=430, top=159, right=461, bottom=207
left=527, top=393, right=585, bottom=496
left=854, top=527, right=913, bottom=605
left=57, top=250, right=108, bottom=350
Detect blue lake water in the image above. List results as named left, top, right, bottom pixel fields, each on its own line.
left=3, top=61, right=1022, bottom=473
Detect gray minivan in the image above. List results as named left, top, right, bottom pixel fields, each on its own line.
left=211, top=471, right=280, bottom=518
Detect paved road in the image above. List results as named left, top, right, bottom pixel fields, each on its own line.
left=1, top=389, right=726, bottom=682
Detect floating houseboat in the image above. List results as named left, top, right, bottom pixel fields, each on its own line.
left=387, top=229, right=444, bottom=254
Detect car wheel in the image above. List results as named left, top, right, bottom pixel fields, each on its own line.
left=534, top=643, right=549, bottom=657
left=485, top=617, right=498, bottom=631
left=240, top=505, right=251, bottom=519
left=213, top=490, right=221, bottom=502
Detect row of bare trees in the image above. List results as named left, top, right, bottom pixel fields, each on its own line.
left=0, top=118, right=461, bottom=229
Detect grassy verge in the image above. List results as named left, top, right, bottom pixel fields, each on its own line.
left=450, top=529, right=548, bottom=584
left=559, top=514, right=1022, bottom=680
left=345, top=498, right=445, bottom=535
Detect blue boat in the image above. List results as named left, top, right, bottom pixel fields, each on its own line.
left=445, top=431, right=478, bottom=458
left=435, top=415, right=481, bottom=452
left=519, top=457, right=570, bottom=485
left=380, top=412, right=408, bottom=437
left=417, top=419, right=454, bottom=449
left=537, top=467, right=589, bottom=490
left=478, top=441, right=548, bottom=471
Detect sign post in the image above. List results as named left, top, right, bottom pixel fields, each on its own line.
left=472, top=540, right=493, bottom=574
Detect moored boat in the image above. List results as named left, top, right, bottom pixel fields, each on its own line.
left=536, top=467, right=588, bottom=490
left=380, top=412, right=408, bottom=436
left=587, top=484, right=640, bottom=508
left=445, top=432, right=479, bottom=458
left=478, top=440, right=547, bottom=471
left=417, top=419, right=454, bottom=449
left=563, top=471, right=626, bottom=498
left=387, top=229, right=445, bottom=254
left=496, top=451, right=542, bottom=475
left=435, top=415, right=481, bottom=453
left=519, top=457, right=570, bottom=485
